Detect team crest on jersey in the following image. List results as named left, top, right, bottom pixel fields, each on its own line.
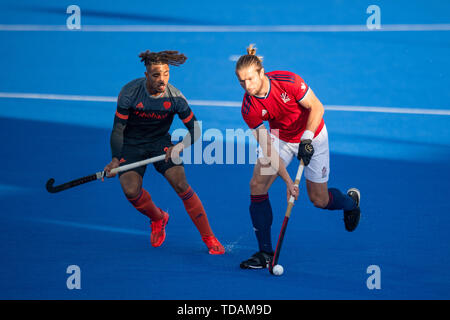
left=280, top=92, right=291, bottom=103
left=163, top=101, right=172, bottom=109
left=301, top=83, right=306, bottom=91
left=136, top=102, right=144, bottom=109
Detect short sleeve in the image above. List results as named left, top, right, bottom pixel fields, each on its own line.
left=173, top=91, right=195, bottom=124
left=292, top=74, right=310, bottom=102
left=115, top=90, right=131, bottom=122
left=241, top=94, right=263, bottom=129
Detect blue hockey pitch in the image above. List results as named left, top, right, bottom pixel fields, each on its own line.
left=0, top=0, right=449, bottom=299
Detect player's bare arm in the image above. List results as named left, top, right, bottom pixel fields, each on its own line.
left=253, top=124, right=298, bottom=201
left=236, top=54, right=298, bottom=201
left=299, top=89, right=325, bottom=134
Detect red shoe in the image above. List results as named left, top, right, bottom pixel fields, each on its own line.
left=150, top=210, right=169, bottom=247
left=202, top=235, right=225, bottom=255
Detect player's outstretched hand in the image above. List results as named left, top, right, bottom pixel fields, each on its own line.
left=104, top=158, right=120, bottom=178
left=297, top=139, right=314, bottom=166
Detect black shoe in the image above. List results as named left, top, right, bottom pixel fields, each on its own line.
left=344, top=188, right=361, bottom=232
left=240, top=251, right=273, bottom=269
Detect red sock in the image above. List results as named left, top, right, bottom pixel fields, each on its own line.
left=178, top=186, right=214, bottom=237
left=127, top=189, right=163, bottom=221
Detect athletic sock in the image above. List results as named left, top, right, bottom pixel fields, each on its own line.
left=178, top=186, right=214, bottom=237
left=250, top=194, right=273, bottom=254
left=325, top=188, right=357, bottom=211
left=127, top=188, right=164, bottom=221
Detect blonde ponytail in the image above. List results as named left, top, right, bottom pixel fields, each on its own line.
left=236, top=44, right=264, bottom=71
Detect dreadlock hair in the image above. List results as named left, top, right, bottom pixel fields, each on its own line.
left=139, top=50, right=187, bottom=67
left=235, top=44, right=264, bottom=72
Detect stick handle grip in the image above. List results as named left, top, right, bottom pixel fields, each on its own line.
left=285, top=201, right=295, bottom=219
left=287, top=159, right=305, bottom=206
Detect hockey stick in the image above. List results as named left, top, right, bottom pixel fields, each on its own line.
left=46, top=154, right=166, bottom=193
left=269, top=159, right=305, bottom=274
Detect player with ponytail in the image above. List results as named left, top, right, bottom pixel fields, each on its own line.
left=236, top=45, right=361, bottom=269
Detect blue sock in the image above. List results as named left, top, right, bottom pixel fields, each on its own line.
left=250, top=194, right=273, bottom=254
left=326, top=188, right=356, bottom=211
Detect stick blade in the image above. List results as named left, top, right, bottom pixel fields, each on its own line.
left=268, top=264, right=274, bottom=275
left=46, top=178, right=58, bottom=193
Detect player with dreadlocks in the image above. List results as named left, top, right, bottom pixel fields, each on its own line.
left=236, top=45, right=361, bottom=269
left=104, top=50, right=225, bottom=255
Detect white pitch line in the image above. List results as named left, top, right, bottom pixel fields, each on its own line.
left=32, top=218, right=148, bottom=236
left=325, top=105, right=450, bottom=115
left=1, top=24, right=450, bottom=32
left=0, top=91, right=449, bottom=116
left=0, top=92, right=116, bottom=102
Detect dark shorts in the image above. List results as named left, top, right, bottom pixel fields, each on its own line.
left=118, top=138, right=183, bottom=177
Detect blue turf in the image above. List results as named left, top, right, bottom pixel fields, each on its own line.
left=0, top=0, right=449, bottom=299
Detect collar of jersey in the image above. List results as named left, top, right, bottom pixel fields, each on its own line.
left=254, top=76, right=271, bottom=100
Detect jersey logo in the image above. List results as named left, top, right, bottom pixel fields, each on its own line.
left=322, top=166, right=327, bottom=178
left=136, top=102, right=144, bottom=109
left=134, top=110, right=169, bottom=120
left=163, top=101, right=172, bottom=109
left=262, top=109, right=267, bottom=117
left=301, top=83, right=307, bottom=91
left=280, top=92, right=291, bottom=103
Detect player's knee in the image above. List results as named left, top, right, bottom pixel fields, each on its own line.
left=310, top=194, right=328, bottom=209
left=123, top=184, right=141, bottom=199
left=120, top=172, right=142, bottom=199
left=120, top=178, right=141, bottom=199
left=173, top=180, right=190, bottom=194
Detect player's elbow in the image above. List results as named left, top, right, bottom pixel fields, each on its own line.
left=311, top=101, right=324, bottom=118
left=319, top=103, right=324, bottom=117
